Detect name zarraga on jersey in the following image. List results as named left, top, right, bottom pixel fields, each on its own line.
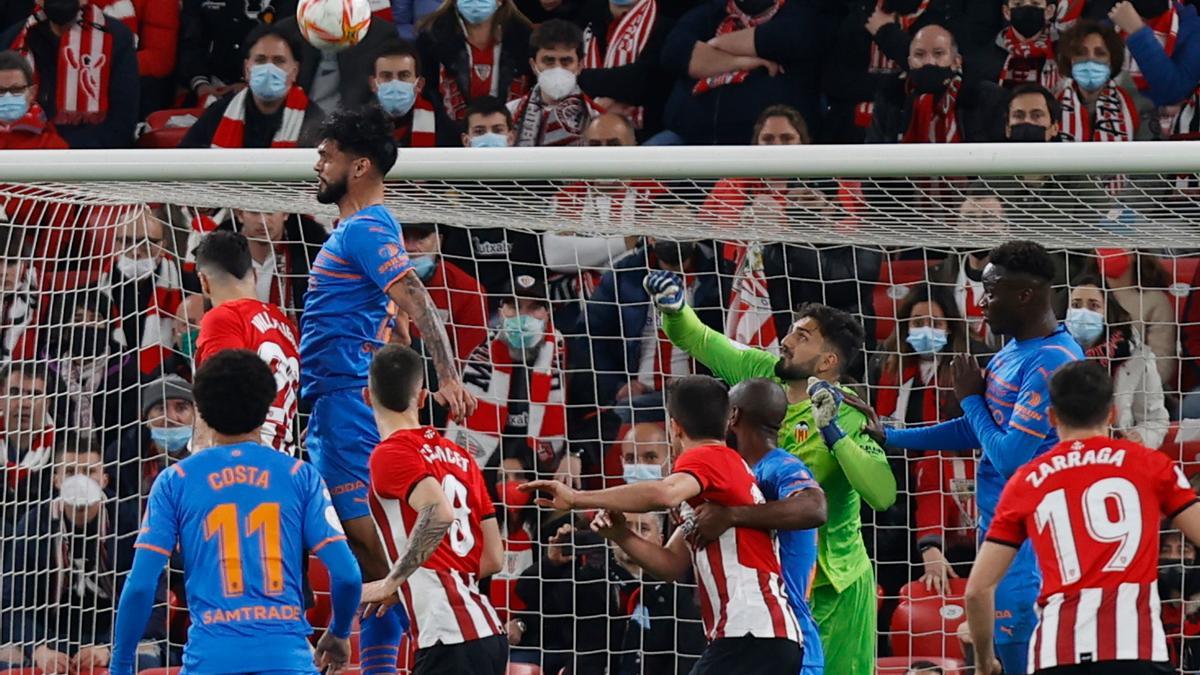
left=1024, top=443, right=1127, bottom=489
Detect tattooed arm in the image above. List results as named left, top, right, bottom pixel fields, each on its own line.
left=387, top=272, right=478, bottom=420
left=360, top=476, right=455, bottom=615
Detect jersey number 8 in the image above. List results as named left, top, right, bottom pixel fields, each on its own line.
left=442, top=475, right=473, bottom=557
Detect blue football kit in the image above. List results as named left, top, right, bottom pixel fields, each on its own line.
left=755, top=448, right=825, bottom=675
left=886, top=325, right=1081, bottom=674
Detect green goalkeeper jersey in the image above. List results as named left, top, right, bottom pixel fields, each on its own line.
left=663, top=307, right=897, bottom=593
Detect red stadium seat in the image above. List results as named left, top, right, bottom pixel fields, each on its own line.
left=506, top=664, right=543, bottom=675
left=136, top=107, right=204, bottom=149
left=872, top=258, right=935, bottom=342
left=877, top=655, right=965, bottom=674
left=890, top=579, right=968, bottom=660
left=307, top=555, right=332, bottom=630
left=137, top=668, right=181, bottom=675
left=0, top=669, right=44, bottom=675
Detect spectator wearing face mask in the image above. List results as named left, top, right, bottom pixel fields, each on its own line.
left=39, top=289, right=145, bottom=447
left=401, top=222, right=489, bottom=363
left=105, top=374, right=194, bottom=502
left=1056, top=20, right=1150, bottom=142
left=868, top=24, right=1010, bottom=143
left=0, top=0, right=138, bottom=148
left=872, top=288, right=984, bottom=595
left=586, top=238, right=726, bottom=406
left=1064, top=273, right=1169, bottom=448
left=99, top=206, right=192, bottom=377
left=2, top=441, right=165, bottom=674
left=178, top=0, right=298, bottom=106
left=618, top=421, right=669, bottom=484
left=0, top=50, right=66, bottom=148
left=460, top=92, right=517, bottom=147
left=508, top=20, right=598, bottom=146
left=1005, top=82, right=1060, bottom=141
left=180, top=23, right=326, bottom=148
left=445, top=275, right=568, bottom=476
left=371, top=40, right=436, bottom=147
left=1110, top=0, right=1200, bottom=107
left=976, top=0, right=1059, bottom=90
left=417, top=0, right=533, bottom=147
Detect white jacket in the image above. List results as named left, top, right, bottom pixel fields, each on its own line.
left=1112, top=332, right=1170, bottom=449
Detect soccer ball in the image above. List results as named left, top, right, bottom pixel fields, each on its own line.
left=296, top=0, right=372, bottom=53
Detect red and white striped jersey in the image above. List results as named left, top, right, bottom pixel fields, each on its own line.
left=673, top=443, right=801, bottom=644
left=368, top=426, right=504, bottom=649
left=195, top=298, right=299, bottom=455
left=987, top=436, right=1198, bottom=671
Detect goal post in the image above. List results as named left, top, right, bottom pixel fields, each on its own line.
left=0, top=144, right=1197, bottom=674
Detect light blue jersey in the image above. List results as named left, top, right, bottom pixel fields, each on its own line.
left=755, top=448, right=824, bottom=675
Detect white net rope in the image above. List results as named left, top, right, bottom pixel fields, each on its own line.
left=0, top=146, right=1198, bottom=674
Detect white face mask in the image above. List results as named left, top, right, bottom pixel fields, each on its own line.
left=537, top=67, right=577, bottom=100
left=116, top=255, right=157, bottom=280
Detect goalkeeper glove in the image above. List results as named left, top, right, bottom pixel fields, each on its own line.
left=807, top=376, right=847, bottom=448
left=643, top=270, right=685, bottom=314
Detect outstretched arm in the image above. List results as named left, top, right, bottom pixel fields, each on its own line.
left=109, top=550, right=169, bottom=675
left=884, top=417, right=979, bottom=452
left=522, top=473, right=702, bottom=513
left=387, top=273, right=475, bottom=420
left=592, top=511, right=692, bottom=582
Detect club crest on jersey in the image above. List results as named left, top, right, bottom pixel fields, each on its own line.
left=793, top=422, right=809, bottom=443
left=474, top=64, right=492, bottom=81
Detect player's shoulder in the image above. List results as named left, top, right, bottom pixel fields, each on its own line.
left=759, top=447, right=814, bottom=480
left=376, top=426, right=435, bottom=458
left=199, top=300, right=245, bottom=327
left=1033, top=327, right=1086, bottom=368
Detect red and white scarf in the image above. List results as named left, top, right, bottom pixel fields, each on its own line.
left=392, top=95, right=436, bottom=147
left=211, top=86, right=308, bottom=148
left=104, top=252, right=184, bottom=375
left=1054, top=0, right=1086, bottom=37
left=902, top=75, right=962, bottom=143
left=1, top=421, right=55, bottom=490
left=997, top=26, right=1058, bottom=89
left=512, top=87, right=598, bottom=147
left=445, top=330, right=567, bottom=467
left=1123, top=4, right=1178, bottom=91
left=10, top=2, right=113, bottom=125
left=1058, top=79, right=1139, bottom=142
left=583, top=0, right=657, bottom=125
left=0, top=101, right=52, bottom=137
left=92, top=0, right=136, bottom=45
left=723, top=241, right=778, bottom=354
left=438, top=44, right=529, bottom=121
left=692, top=0, right=783, bottom=95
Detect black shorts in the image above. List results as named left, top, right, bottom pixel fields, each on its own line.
left=1035, top=661, right=1175, bottom=675
left=412, top=634, right=508, bottom=675
left=689, top=636, right=802, bottom=675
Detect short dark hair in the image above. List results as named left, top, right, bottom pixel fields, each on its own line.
left=465, top=95, right=513, bottom=129
left=795, top=303, right=865, bottom=375
left=1, top=361, right=51, bottom=391
left=989, top=240, right=1057, bottom=283
left=242, top=22, right=301, bottom=62
left=193, top=349, right=277, bottom=435
left=666, top=375, right=729, bottom=441
left=375, top=38, right=421, bottom=74
left=1009, top=83, right=1062, bottom=127
left=530, top=19, right=584, bottom=58
left=319, top=106, right=399, bottom=176
left=1048, top=360, right=1113, bottom=429
left=195, top=230, right=253, bottom=280
left=369, top=344, right=425, bottom=412
left=0, top=50, right=33, bottom=87
left=48, top=288, right=112, bottom=326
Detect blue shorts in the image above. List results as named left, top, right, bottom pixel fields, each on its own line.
left=307, top=387, right=380, bottom=521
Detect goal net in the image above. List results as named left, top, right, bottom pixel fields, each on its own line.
left=0, top=143, right=1198, bottom=675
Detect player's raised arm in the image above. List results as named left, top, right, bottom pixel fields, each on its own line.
left=590, top=510, right=693, bottom=583
left=522, top=472, right=702, bottom=513
left=386, top=273, right=475, bottom=420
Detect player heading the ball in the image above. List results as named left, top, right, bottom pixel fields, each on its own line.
left=966, top=360, right=1200, bottom=675
left=111, top=349, right=362, bottom=675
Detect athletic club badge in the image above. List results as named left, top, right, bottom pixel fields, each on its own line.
left=793, top=422, right=809, bottom=443
left=474, top=64, right=492, bottom=81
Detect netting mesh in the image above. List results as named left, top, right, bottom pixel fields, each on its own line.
left=0, top=168, right=1198, bottom=674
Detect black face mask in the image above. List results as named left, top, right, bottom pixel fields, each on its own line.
left=908, top=64, right=956, bottom=94
left=734, top=0, right=774, bottom=16
left=1009, top=122, right=1048, bottom=142
left=1160, top=559, right=1185, bottom=597
left=884, top=0, right=922, bottom=14
left=1009, top=5, right=1046, bottom=39
left=43, top=0, right=80, bottom=24
left=653, top=241, right=696, bottom=268
left=1132, top=0, right=1170, bottom=19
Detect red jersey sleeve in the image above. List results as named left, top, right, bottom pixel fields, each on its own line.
left=195, top=305, right=245, bottom=366
left=1148, top=450, right=1199, bottom=520
left=370, top=440, right=433, bottom=503
left=986, top=467, right=1035, bottom=548
left=671, top=446, right=723, bottom=496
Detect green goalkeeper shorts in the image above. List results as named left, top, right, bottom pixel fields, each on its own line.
left=811, top=569, right=876, bottom=675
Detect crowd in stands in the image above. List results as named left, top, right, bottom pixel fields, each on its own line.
left=2, top=0, right=1200, bottom=673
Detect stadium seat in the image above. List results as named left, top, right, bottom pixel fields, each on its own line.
left=872, top=258, right=936, bottom=342
left=505, top=664, right=543, bottom=675
left=890, top=579, right=968, bottom=660
left=136, top=108, right=204, bottom=149
left=1163, top=420, right=1200, bottom=470
left=137, top=668, right=181, bottom=675
left=877, top=655, right=965, bottom=674
left=0, top=669, right=44, bottom=675
left=307, top=555, right=332, bottom=630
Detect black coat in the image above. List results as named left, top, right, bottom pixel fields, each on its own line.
left=178, top=0, right=297, bottom=93
left=866, top=74, right=1010, bottom=143
left=277, top=15, right=397, bottom=113
left=179, top=89, right=326, bottom=148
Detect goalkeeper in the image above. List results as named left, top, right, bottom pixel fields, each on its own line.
left=644, top=270, right=896, bottom=675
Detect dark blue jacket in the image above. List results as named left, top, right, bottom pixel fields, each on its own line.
left=1126, top=1, right=1200, bottom=106
left=585, top=245, right=726, bottom=404
left=0, top=497, right=165, bottom=656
